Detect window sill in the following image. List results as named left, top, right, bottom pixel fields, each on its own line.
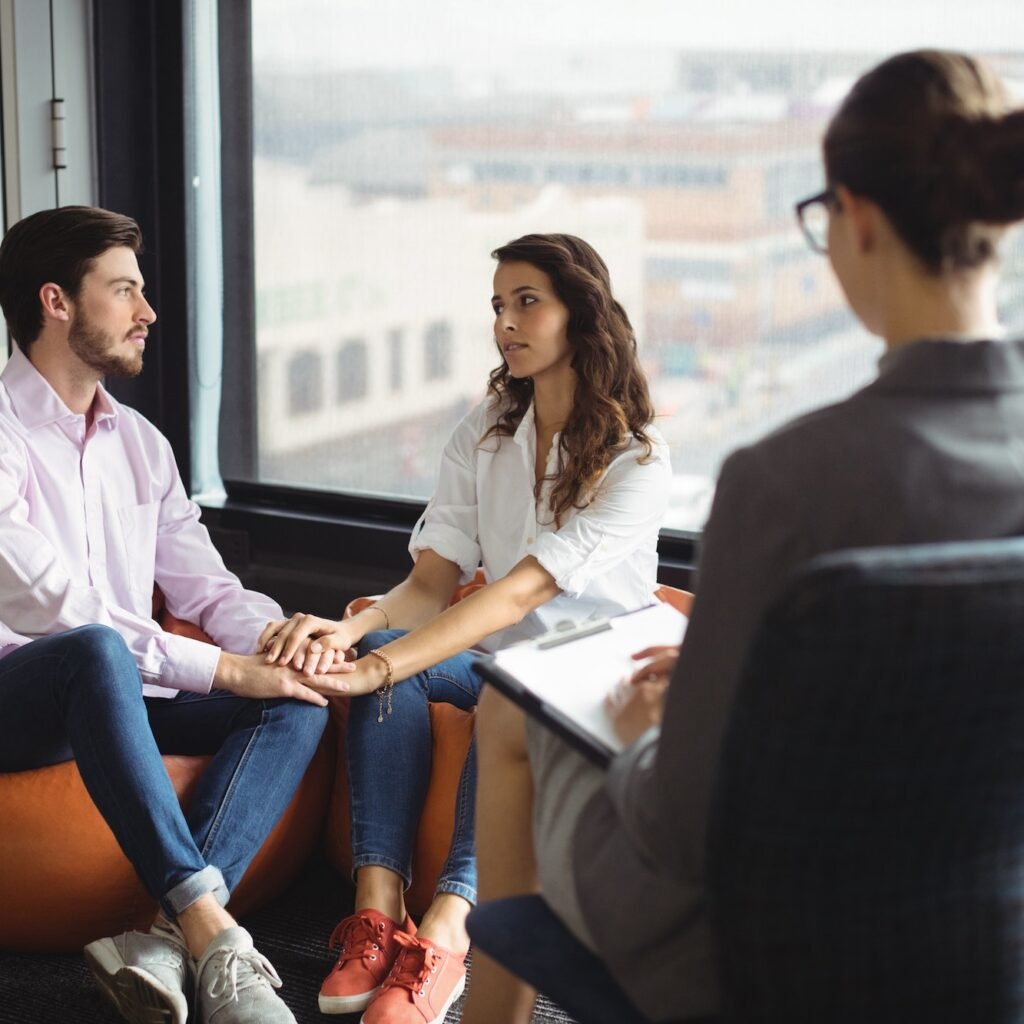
left=199, top=488, right=697, bottom=615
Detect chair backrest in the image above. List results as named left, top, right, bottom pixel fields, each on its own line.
left=708, top=538, right=1024, bottom=1024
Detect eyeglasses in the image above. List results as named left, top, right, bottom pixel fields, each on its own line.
left=795, top=188, right=839, bottom=255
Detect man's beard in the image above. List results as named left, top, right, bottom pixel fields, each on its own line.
left=68, top=311, right=144, bottom=379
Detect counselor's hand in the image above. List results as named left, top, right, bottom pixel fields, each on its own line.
left=258, top=614, right=361, bottom=676
left=214, top=651, right=353, bottom=707
left=604, top=644, right=680, bottom=747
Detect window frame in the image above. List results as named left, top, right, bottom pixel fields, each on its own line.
left=93, top=0, right=193, bottom=484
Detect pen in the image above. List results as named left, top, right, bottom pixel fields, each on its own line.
left=536, top=619, right=613, bottom=649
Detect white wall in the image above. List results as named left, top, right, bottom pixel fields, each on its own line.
left=0, top=0, right=96, bottom=364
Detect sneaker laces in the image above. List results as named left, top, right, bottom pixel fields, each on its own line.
left=328, top=914, right=387, bottom=966
left=380, top=932, right=441, bottom=999
left=205, top=945, right=283, bottom=1003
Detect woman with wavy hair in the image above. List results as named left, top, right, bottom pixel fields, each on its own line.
left=260, top=232, right=671, bottom=1024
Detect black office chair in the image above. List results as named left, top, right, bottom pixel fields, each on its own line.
left=710, top=537, right=1024, bottom=1024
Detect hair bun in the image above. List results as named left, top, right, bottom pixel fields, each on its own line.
left=937, top=110, right=1024, bottom=224
left=988, top=109, right=1024, bottom=223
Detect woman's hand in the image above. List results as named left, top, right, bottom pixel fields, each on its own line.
left=258, top=614, right=360, bottom=676
left=628, top=644, right=679, bottom=686
left=337, top=653, right=392, bottom=697
left=604, top=644, right=680, bottom=747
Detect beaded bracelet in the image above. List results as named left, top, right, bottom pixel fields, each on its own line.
left=367, top=648, right=394, bottom=723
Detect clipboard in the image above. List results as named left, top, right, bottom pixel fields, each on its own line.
left=472, top=602, right=687, bottom=768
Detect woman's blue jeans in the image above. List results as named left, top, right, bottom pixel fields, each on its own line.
left=0, top=625, right=328, bottom=920
left=347, top=629, right=481, bottom=904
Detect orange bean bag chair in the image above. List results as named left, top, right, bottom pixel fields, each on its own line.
left=326, top=572, right=691, bottom=915
left=0, top=599, right=335, bottom=952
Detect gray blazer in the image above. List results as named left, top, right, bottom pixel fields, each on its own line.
left=572, top=338, right=1024, bottom=1021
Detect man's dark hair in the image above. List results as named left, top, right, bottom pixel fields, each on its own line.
left=0, top=206, right=143, bottom=351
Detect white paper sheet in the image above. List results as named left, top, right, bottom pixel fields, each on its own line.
left=490, top=602, right=688, bottom=755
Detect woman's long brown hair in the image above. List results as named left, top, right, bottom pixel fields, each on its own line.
left=484, top=233, right=656, bottom=523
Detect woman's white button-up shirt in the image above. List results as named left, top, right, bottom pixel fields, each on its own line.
left=410, top=398, right=672, bottom=652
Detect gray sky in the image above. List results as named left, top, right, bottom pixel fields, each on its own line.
left=254, top=0, right=1023, bottom=70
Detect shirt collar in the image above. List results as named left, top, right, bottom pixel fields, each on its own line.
left=873, top=337, right=1024, bottom=395
left=0, top=345, right=120, bottom=431
left=511, top=400, right=564, bottom=446
left=512, top=401, right=537, bottom=447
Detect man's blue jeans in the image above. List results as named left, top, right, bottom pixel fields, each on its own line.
left=346, top=628, right=480, bottom=904
left=0, top=625, right=328, bottom=919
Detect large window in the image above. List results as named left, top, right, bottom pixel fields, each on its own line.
left=228, top=1, right=1024, bottom=532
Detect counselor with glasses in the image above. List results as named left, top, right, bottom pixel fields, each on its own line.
left=462, top=47, right=1024, bottom=1024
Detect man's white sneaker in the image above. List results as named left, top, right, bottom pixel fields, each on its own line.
left=195, top=926, right=296, bottom=1023
left=84, top=929, right=190, bottom=1024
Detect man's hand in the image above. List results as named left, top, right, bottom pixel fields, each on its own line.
left=258, top=614, right=360, bottom=676
left=604, top=644, right=680, bottom=747
left=214, top=651, right=353, bottom=707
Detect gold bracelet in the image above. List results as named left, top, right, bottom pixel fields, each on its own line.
left=367, top=648, right=394, bottom=723
left=368, top=604, right=390, bottom=630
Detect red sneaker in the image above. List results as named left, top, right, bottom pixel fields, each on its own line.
left=318, top=909, right=417, bottom=1015
left=360, top=932, right=467, bottom=1024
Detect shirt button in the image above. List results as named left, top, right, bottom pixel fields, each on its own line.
left=526, top=536, right=534, bottom=545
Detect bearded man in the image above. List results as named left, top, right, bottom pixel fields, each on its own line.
left=0, top=206, right=343, bottom=1024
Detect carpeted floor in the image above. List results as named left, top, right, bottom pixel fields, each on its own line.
left=0, top=856, right=574, bottom=1024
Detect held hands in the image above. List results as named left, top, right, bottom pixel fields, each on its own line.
left=328, top=653, right=389, bottom=698
left=256, top=613, right=390, bottom=698
left=258, top=613, right=359, bottom=676
left=604, top=644, right=679, bottom=747
left=214, top=651, right=352, bottom=707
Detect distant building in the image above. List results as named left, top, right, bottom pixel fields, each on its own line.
left=429, top=116, right=843, bottom=360
left=253, top=160, right=645, bottom=488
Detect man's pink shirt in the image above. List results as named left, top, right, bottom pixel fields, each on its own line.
left=0, top=346, right=283, bottom=697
